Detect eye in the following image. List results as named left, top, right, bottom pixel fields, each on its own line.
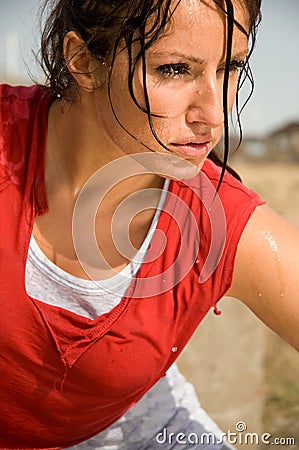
left=229, top=59, right=246, bottom=73
left=217, top=59, right=246, bottom=75
left=155, top=63, right=192, bottom=79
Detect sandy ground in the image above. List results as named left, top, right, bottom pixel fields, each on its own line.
left=234, top=160, right=299, bottom=447
left=232, top=160, right=299, bottom=447
left=177, top=159, right=299, bottom=448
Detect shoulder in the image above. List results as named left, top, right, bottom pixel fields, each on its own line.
left=202, top=159, right=265, bottom=238
left=0, top=84, right=52, bottom=190
left=0, top=84, right=46, bottom=112
left=0, top=84, right=52, bottom=128
left=168, top=159, right=266, bottom=300
left=0, top=84, right=44, bottom=149
left=201, top=158, right=263, bottom=205
left=175, top=158, right=265, bottom=235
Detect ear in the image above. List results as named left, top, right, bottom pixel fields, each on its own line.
left=63, top=31, right=99, bottom=91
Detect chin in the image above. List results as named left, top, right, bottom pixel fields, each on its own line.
left=130, top=151, right=202, bottom=180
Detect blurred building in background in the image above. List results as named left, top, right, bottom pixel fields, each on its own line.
left=265, top=122, right=299, bottom=162
left=235, top=121, right=299, bottom=162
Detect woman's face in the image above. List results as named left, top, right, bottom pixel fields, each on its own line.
left=97, top=0, right=249, bottom=175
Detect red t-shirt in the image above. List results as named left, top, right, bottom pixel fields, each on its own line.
left=0, top=84, right=265, bottom=449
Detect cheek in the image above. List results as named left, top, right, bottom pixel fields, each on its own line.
left=147, top=84, right=191, bottom=119
left=109, top=80, right=147, bottom=130
left=104, top=83, right=169, bottom=149
left=134, top=66, right=190, bottom=118
left=153, top=93, right=186, bottom=118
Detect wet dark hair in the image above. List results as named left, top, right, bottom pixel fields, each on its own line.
left=39, top=0, right=262, bottom=185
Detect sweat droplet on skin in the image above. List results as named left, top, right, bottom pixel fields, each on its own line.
left=264, top=231, right=285, bottom=299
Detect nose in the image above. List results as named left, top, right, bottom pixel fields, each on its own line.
left=185, top=75, right=224, bottom=129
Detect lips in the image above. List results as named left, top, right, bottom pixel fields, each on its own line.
left=170, top=140, right=212, bottom=158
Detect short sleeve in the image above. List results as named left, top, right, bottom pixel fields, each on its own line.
left=201, top=158, right=266, bottom=301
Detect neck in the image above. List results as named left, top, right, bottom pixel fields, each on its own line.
left=46, top=97, right=165, bottom=207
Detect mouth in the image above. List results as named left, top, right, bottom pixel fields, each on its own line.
left=169, top=141, right=212, bottom=158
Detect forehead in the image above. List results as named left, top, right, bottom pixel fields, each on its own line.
left=166, top=0, right=249, bottom=39
left=170, top=0, right=248, bottom=31
left=148, top=0, right=249, bottom=58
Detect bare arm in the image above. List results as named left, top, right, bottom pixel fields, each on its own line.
left=227, top=204, right=299, bottom=351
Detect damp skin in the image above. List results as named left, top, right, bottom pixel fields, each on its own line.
left=260, top=231, right=285, bottom=299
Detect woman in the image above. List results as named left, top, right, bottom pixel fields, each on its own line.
left=0, top=0, right=298, bottom=448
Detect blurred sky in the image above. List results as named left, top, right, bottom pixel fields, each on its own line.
left=0, top=0, right=299, bottom=137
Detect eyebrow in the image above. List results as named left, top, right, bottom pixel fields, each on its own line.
left=148, top=50, right=249, bottom=64
left=149, top=51, right=205, bottom=65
